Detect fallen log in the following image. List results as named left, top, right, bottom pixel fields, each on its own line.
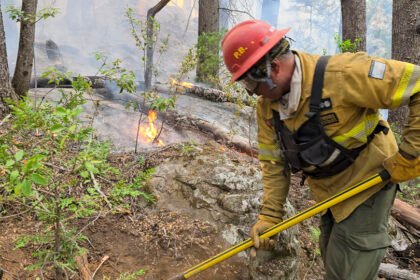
left=392, top=199, right=420, bottom=231
left=153, top=83, right=256, bottom=107
left=31, top=76, right=106, bottom=89
left=378, top=263, right=419, bottom=280
left=185, top=85, right=255, bottom=107
left=120, top=88, right=258, bottom=157
left=164, top=109, right=258, bottom=158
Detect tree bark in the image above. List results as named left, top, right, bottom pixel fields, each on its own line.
left=341, top=0, right=366, bottom=51
left=0, top=3, right=19, bottom=115
left=392, top=0, right=420, bottom=64
left=389, top=0, right=420, bottom=134
left=197, top=0, right=219, bottom=84
left=145, top=0, right=170, bottom=90
left=12, top=0, right=38, bottom=97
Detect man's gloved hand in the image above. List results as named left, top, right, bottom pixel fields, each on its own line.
left=383, top=150, right=420, bottom=183
left=249, top=215, right=281, bottom=254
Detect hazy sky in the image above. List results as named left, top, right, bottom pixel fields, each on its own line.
left=2, top=0, right=391, bottom=82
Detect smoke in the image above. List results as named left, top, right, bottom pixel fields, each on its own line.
left=260, top=0, right=280, bottom=27
left=3, top=0, right=199, bottom=85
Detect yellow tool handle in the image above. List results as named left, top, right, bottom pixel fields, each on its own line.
left=168, top=170, right=390, bottom=280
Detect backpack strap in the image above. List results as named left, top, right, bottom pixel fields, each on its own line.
left=272, top=55, right=331, bottom=140
left=306, top=56, right=331, bottom=118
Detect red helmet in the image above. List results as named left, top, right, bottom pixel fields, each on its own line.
left=221, top=20, right=290, bottom=82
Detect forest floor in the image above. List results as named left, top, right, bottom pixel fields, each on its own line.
left=0, top=87, right=419, bottom=280
left=0, top=138, right=323, bottom=280
left=0, top=142, right=418, bottom=280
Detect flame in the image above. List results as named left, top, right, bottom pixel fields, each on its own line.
left=139, top=110, right=164, bottom=146
left=180, top=81, right=194, bottom=88
left=170, top=78, right=194, bottom=89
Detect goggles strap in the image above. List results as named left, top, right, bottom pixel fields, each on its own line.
left=247, top=55, right=277, bottom=90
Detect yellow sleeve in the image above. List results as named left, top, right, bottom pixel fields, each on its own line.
left=256, top=97, right=291, bottom=219
left=338, top=53, right=420, bottom=157
left=337, top=53, right=419, bottom=109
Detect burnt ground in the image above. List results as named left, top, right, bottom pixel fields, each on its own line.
left=0, top=143, right=418, bottom=280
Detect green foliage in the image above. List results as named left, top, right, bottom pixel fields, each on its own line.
left=125, top=7, right=159, bottom=52
left=6, top=6, right=25, bottom=21
left=125, top=7, right=169, bottom=80
left=95, top=52, right=137, bottom=94
left=335, top=34, right=362, bottom=53
left=0, top=66, right=156, bottom=277
left=150, top=96, right=175, bottom=112
left=398, top=179, right=420, bottom=205
left=196, top=31, right=224, bottom=84
left=176, top=48, right=198, bottom=80
left=6, top=5, right=59, bottom=24
left=0, top=70, right=99, bottom=274
left=309, top=226, right=321, bottom=256
left=111, top=168, right=156, bottom=206
left=103, top=269, right=145, bottom=280
left=179, top=142, right=205, bottom=159
left=16, top=229, right=88, bottom=272
left=177, top=31, right=254, bottom=108
left=36, top=7, right=60, bottom=21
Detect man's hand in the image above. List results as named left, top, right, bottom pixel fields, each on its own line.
left=383, top=150, right=420, bottom=183
left=249, top=215, right=281, bottom=254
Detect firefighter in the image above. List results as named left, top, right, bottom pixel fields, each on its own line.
left=221, top=20, right=420, bottom=279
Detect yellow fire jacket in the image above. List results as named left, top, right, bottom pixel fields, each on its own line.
left=257, top=51, right=420, bottom=223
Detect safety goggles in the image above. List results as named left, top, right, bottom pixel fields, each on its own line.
left=238, top=77, right=260, bottom=94
left=238, top=38, right=291, bottom=94
left=239, top=56, right=276, bottom=94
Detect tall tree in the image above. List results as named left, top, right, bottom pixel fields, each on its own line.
left=389, top=0, right=420, bottom=132
left=341, top=0, right=366, bottom=51
left=12, top=0, right=38, bottom=97
left=197, top=0, right=219, bottom=84
left=392, top=0, right=419, bottom=64
left=0, top=3, right=19, bottom=116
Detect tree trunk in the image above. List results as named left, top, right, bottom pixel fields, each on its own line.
left=12, top=0, right=38, bottom=97
left=392, top=0, right=419, bottom=64
left=0, top=3, right=19, bottom=116
left=341, top=0, right=366, bottom=51
left=197, top=0, right=219, bottom=84
left=145, top=0, right=170, bottom=90
left=389, top=0, right=420, bottom=132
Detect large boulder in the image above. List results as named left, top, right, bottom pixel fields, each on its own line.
left=147, top=143, right=301, bottom=279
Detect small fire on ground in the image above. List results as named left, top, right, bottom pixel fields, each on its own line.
left=170, top=78, right=194, bottom=91
left=138, top=110, right=164, bottom=146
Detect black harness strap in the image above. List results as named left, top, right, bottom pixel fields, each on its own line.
left=307, top=56, right=331, bottom=117
left=272, top=56, right=387, bottom=178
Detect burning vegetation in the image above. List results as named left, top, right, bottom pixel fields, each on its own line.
left=138, top=110, right=164, bottom=146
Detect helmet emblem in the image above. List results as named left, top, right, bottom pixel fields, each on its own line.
left=233, top=46, right=248, bottom=59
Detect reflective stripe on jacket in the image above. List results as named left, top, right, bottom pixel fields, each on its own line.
left=257, top=51, right=419, bottom=222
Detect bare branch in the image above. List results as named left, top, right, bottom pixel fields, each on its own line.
left=219, top=7, right=255, bottom=19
